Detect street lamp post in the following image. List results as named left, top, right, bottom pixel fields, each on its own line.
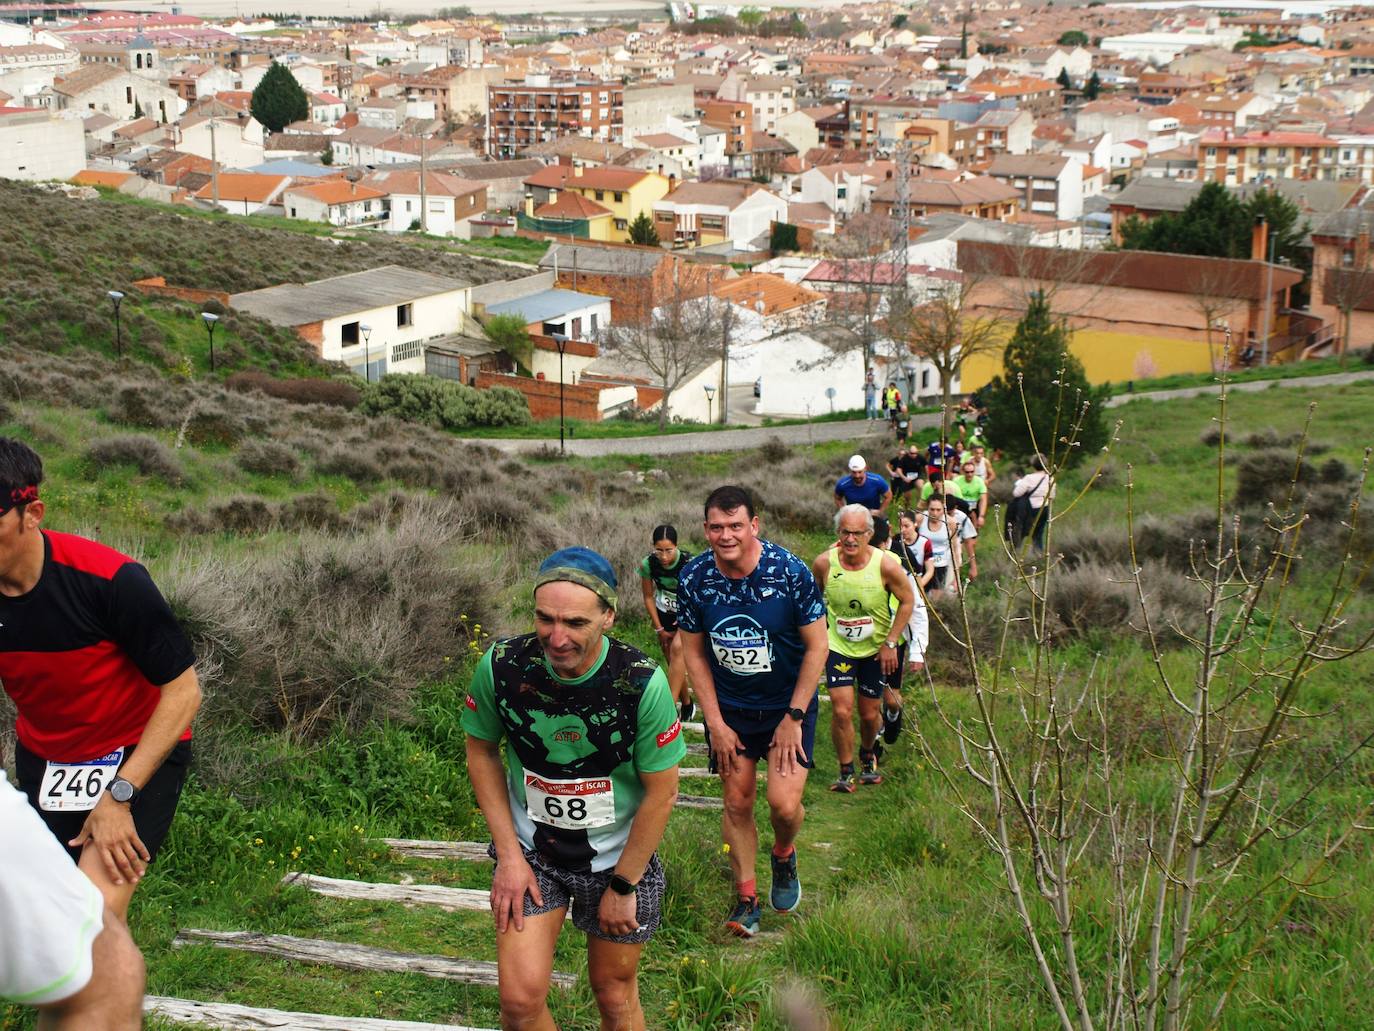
left=200, top=311, right=219, bottom=373
left=703, top=383, right=715, bottom=425
left=902, top=361, right=917, bottom=408
left=360, top=323, right=373, bottom=382
left=551, top=332, right=570, bottom=456
left=107, top=290, right=125, bottom=359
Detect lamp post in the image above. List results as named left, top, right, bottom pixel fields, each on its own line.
left=360, top=323, right=373, bottom=382
left=703, top=383, right=715, bottom=425
left=200, top=311, right=219, bottom=373
left=107, top=290, right=125, bottom=359
left=551, top=331, right=570, bottom=456
left=902, top=360, right=917, bottom=408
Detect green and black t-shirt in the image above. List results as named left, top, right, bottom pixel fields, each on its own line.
left=462, top=634, right=685, bottom=873
left=638, top=549, right=692, bottom=627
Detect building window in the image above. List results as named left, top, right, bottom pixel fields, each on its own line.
left=595, top=190, right=604, bottom=200
left=397, top=303, right=413, bottom=327
left=590, top=313, right=598, bottom=335
left=342, top=321, right=360, bottom=345
left=572, top=316, right=583, bottom=338
left=126, top=86, right=133, bottom=104
left=615, top=218, right=627, bottom=230
left=426, top=351, right=462, bottom=381
left=613, top=191, right=623, bottom=202
left=392, top=340, right=422, bottom=362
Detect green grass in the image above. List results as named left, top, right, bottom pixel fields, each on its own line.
left=1105, top=353, right=1372, bottom=394
left=2, top=381, right=1372, bottom=1030
left=450, top=236, right=551, bottom=264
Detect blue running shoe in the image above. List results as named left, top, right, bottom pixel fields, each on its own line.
left=725, top=896, right=761, bottom=938
left=770, top=851, right=801, bottom=913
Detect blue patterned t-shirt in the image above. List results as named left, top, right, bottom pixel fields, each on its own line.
left=676, top=540, right=826, bottom=709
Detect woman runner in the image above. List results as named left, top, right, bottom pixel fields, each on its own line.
left=639, top=525, right=695, bottom=721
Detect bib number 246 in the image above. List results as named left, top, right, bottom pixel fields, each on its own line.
left=39, top=749, right=125, bottom=813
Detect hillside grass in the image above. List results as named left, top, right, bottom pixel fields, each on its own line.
left=1, top=376, right=1372, bottom=1030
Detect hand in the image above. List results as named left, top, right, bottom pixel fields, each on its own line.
left=655, top=627, right=673, bottom=648
left=769, top=716, right=808, bottom=777
left=907, top=659, right=925, bottom=675
left=879, top=645, right=898, bottom=676
left=69, top=795, right=149, bottom=886
left=598, top=887, right=640, bottom=938
left=708, top=719, right=746, bottom=777
left=976, top=514, right=985, bottom=529
left=490, top=851, right=543, bottom=933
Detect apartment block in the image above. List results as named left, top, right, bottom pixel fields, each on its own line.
left=487, top=75, right=623, bottom=159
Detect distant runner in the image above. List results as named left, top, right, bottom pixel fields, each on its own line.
left=463, top=547, right=685, bottom=1031
left=677, top=486, right=828, bottom=938
left=639, top=524, right=694, bottom=721
left=880, top=514, right=935, bottom=745
left=813, top=506, right=914, bottom=792
left=0, top=437, right=201, bottom=923
left=833, top=455, right=891, bottom=516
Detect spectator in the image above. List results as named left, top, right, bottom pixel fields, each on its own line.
left=1012, top=455, right=1055, bottom=553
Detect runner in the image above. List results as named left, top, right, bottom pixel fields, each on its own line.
left=912, top=494, right=962, bottom=597
left=924, top=435, right=959, bottom=481
left=1, top=777, right=146, bottom=1030
left=812, top=507, right=914, bottom=793
left=0, top=438, right=201, bottom=923
left=886, top=514, right=936, bottom=745
left=963, top=442, right=996, bottom=485
left=949, top=460, right=989, bottom=582
left=886, top=444, right=925, bottom=505
left=833, top=455, right=891, bottom=516
left=462, top=546, right=685, bottom=1031
left=638, top=524, right=694, bottom=721
left=677, top=486, right=828, bottom=938
left=1013, top=455, right=1056, bottom=553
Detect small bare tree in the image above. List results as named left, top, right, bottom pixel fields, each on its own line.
left=816, top=211, right=900, bottom=380
left=1187, top=259, right=1249, bottom=373
left=600, top=267, right=733, bottom=428
left=1324, top=263, right=1374, bottom=360
left=896, top=269, right=1007, bottom=413
left=916, top=376, right=1373, bottom=1031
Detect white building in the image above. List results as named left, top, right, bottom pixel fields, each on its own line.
left=48, top=63, right=183, bottom=122
left=0, top=106, right=84, bottom=180
left=363, top=169, right=487, bottom=238
left=284, top=179, right=389, bottom=226
left=176, top=112, right=265, bottom=168
left=230, top=265, right=474, bottom=379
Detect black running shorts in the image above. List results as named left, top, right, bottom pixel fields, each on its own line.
left=15, top=739, right=192, bottom=865
left=706, top=700, right=818, bottom=771
left=825, top=650, right=886, bottom=700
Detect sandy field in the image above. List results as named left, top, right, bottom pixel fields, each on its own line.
left=83, top=0, right=851, bottom=21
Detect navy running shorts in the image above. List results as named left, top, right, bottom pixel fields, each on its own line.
left=706, top=699, right=817, bottom=771
left=825, top=650, right=886, bottom=700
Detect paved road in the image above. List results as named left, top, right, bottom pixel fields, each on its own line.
left=467, top=370, right=1374, bottom=458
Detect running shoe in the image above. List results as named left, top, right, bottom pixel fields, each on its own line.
left=724, top=896, right=761, bottom=938
left=860, top=753, right=883, bottom=786
left=882, top=705, right=904, bottom=744
left=829, top=767, right=856, bottom=793
left=679, top=701, right=695, bottom=722
left=769, top=850, right=802, bottom=912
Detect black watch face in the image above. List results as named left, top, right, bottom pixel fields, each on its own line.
left=789, top=708, right=805, bottom=721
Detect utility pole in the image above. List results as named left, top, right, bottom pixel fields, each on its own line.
left=419, top=133, right=428, bottom=233
left=210, top=116, right=220, bottom=209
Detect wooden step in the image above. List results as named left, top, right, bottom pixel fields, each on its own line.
left=281, top=872, right=494, bottom=914
left=677, top=768, right=717, bottom=778
left=146, top=996, right=494, bottom=1031
left=675, top=794, right=724, bottom=809
left=686, top=741, right=708, bottom=756
left=172, top=929, right=576, bottom=988
left=383, top=838, right=491, bottom=862
left=682, top=721, right=705, bottom=734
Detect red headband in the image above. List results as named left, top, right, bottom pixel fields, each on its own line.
left=5, top=485, right=38, bottom=511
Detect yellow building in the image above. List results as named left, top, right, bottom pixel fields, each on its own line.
left=522, top=165, right=670, bottom=243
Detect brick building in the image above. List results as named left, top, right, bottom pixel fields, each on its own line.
left=487, top=76, right=624, bottom=159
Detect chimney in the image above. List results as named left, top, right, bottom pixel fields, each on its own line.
left=1357, top=224, right=1370, bottom=269
left=573, top=164, right=584, bottom=177
left=524, top=190, right=534, bottom=216
left=1251, top=215, right=1268, bottom=262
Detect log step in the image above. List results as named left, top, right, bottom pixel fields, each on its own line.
left=145, top=995, right=494, bottom=1030
left=675, top=794, right=724, bottom=809
left=172, top=929, right=575, bottom=988
left=383, top=838, right=491, bottom=862
left=281, top=872, right=492, bottom=914
left=682, top=721, right=705, bottom=734
left=677, top=768, right=717, bottom=778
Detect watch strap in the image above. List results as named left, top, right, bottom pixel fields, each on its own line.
left=608, top=873, right=638, bottom=896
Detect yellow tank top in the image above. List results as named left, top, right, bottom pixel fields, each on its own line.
left=824, top=546, right=893, bottom=658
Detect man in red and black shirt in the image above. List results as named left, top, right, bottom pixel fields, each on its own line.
left=0, top=438, right=201, bottom=922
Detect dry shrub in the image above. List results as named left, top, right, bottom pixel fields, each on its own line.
left=85, top=434, right=185, bottom=486
left=1050, top=562, right=1137, bottom=637
left=754, top=479, right=826, bottom=534
left=105, top=384, right=172, bottom=429
left=759, top=436, right=790, bottom=464
left=226, top=370, right=360, bottom=409
left=1242, top=426, right=1301, bottom=449
left=315, top=445, right=383, bottom=485
left=158, top=497, right=493, bottom=754
left=169, top=495, right=275, bottom=535
left=235, top=438, right=301, bottom=479
left=181, top=405, right=247, bottom=448
left=1199, top=425, right=1222, bottom=447
left=1233, top=448, right=1313, bottom=509
left=280, top=492, right=343, bottom=532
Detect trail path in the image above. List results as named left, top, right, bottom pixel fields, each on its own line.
left=464, top=370, right=1374, bottom=458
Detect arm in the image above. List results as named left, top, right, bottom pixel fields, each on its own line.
left=1012, top=475, right=1030, bottom=498
left=984, top=459, right=996, bottom=485
left=679, top=628, right=743, bottom=776
left=769, top=616, right=828, bottom=777
left=72, top=665, right=201, bottom=885
left=466, top=735, right=542, bottom=933
left=878, top=486, right=893, bottom=511
left=833, top=491, right=845, bottom=510
left=598, top=767, right=679, bottom=937
left=879, top=556, right=914, bottom=676
left=976, top=488, right=988, bottom=525
left=640, top=575, right=671, bottom=651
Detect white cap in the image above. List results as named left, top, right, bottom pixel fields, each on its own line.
left=848, top=454, right=866, bottom=472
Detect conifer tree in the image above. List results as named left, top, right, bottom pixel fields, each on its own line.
left=980, top=291, right=1108, bottom=466
left=251, top=61, right=309, bottom=133
left=628, top=211, right=660, bottom=246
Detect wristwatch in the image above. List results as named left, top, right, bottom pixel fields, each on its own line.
left=786, top=707, right=805, bottom=722
left=882, top=640, right=899, bottom=650
left=608, top=873, right=638, bottom=896
left=108, top=777, right=140, bottom=804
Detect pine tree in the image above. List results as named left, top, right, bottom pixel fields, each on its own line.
left=133, top=96, right=144, bottom=119
left=627, top=211, right=660, bottom=246
left=1056, top=67, right=1072, bottom=90
left=250, top=61, right=309, bottom=133
left=1083, top=71, right=1102, bottom=100
left=979, top=291, right=1108, bottom=467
